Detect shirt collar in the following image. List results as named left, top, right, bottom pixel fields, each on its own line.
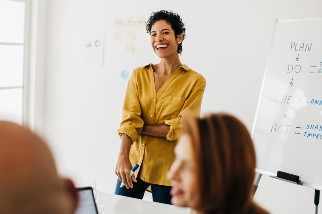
left=180, top=64, right=190, bottom=71
left=144, top=63, right=190, bottom=71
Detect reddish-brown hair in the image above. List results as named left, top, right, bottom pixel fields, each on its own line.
left=182, top=113, right=267, bottom=214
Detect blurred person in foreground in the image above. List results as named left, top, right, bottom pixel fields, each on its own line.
left=167, top=113, right=269, bottom=214
left=0, top=121, right=79, bottom=214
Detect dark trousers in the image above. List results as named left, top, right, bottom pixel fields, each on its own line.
left=114, top=176, right=172, bottom=204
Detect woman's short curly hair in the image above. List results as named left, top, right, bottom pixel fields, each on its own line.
left=146, top=10, right=186, bottom=54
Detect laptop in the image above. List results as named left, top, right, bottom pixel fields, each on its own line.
left=76, top=187, right=99, bottom=214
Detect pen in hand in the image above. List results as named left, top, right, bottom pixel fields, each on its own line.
left=120, top=164, right=139, bottom=188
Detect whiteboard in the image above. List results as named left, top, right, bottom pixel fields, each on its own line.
left=252, top=19, right=322, bottom=189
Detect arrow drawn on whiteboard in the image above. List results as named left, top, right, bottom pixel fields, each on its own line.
left=290, top=77, right=294, bottom=86
left=296, top=53, right=300, bottom=61
left=284, top=108, right=287, bottom=117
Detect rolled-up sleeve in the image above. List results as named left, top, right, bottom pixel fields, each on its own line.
left=165, top=77, right=206, bottom=141
left=165, top=117, right=181, bottom=141
left=118, top=71, right=144, bottom=143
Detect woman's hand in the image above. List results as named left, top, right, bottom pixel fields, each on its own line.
left=115, top=155, right=137, bottom=189
left=115, top=134, right=137, bottom=189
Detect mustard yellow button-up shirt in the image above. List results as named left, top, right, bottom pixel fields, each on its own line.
left=118, top=64, right=206, bottom=186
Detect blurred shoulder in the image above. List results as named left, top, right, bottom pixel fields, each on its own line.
left=247, top=202, right=270, bottom=214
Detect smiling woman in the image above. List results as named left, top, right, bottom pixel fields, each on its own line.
left=114, top=10, right=206, bottom=204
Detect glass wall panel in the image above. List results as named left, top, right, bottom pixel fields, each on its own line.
left=0, top=45, right=24, bottom=87
left=0, top=88, right=23, bottom=124
left=0, top=0, right=25, bottom=43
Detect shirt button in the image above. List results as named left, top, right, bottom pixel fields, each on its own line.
left=150, top=115, right=154, bottom=117
left=153, top=99, right=156, bottom=102
left=141, top=143, right=144, bottom=146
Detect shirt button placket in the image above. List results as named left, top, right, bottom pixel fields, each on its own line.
left=150, top=98, right=156, bottom=120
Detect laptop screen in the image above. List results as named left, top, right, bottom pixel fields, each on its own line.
left=76, top=187, right=99, bottom=214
